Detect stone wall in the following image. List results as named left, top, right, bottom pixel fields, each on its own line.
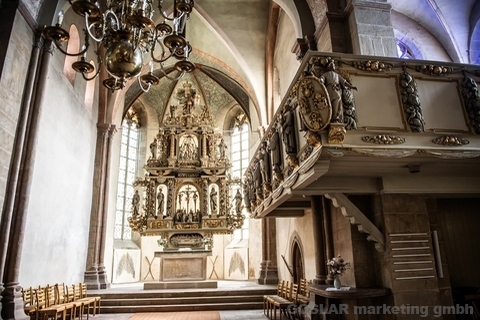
left=17, top=22, right=99, bottom=286
left=0, top=11, right=31, bottom=214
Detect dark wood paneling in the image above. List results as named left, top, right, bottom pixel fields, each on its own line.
left=438, top=198, right=480, bottom=289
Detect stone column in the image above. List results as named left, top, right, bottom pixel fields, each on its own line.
left=258, top=217, right=278, bottom=285
left=311, top=196, right=327, bottom=284
left=0, top=36, right=52, bottom=320
left=84, top=123, right=115, bottom=289
left=322, top=197, right=334, bottom=284
left=347, top=0, right=397, bottom=57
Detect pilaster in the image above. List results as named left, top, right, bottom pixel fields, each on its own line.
left=347, top=0, right=397, bottom=57
left=258, top=218, right=278, bottom=285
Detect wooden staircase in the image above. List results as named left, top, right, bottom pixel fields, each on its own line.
left=94, top=285, right=277, bottom=313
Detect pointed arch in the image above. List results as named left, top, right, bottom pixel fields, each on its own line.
left=63, top=24, right=80, bottom=85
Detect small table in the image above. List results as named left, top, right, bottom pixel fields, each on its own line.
left=305, top=284, right=390, bottom=320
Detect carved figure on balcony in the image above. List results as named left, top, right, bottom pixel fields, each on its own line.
left=320, top=61, right=358, bottom=126
left=269, top=125, right=283, bottom=183
left=258, top=141, right=271, bottom=186
left=132, top=189, right=140, bottom=216
left=281, top=101, right=297, bottom=155
left=253, top=162, right=263, bottom=201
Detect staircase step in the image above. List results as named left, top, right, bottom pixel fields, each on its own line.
left=100, top=302, right=264, bottom=313
left=101, top=295, right=264, bottom=306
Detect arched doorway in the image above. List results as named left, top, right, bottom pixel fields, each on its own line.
left=292, top=241, right=304, bottom=284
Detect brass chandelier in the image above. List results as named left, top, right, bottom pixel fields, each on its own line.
left=43, top=0, right=195, bottom=92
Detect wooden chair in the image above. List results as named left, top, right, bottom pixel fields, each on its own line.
left=22, top=286, right=37, bottom=319
left=80, top=283, right=101, bottom=317
left=36, top=285, right=67, bottom=320
left=66, top=284, right=85, bottom=319
left=270, top=282, right=298, bottom=320
left=55, top=283, right=77, bottom=319
left=297, top=278, right=312, bottom=304
left=73, top=283, right=96, bottom=319
left=264, top=280, right=285, bottom=318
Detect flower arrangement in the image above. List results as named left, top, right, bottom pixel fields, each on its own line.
left=202, top=237, right=212, bottom=246
left=157, top=238, right=167, bottom=247
left=327, top=255, right=350, bottom=277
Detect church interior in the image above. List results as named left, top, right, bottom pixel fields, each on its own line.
left=1, top=0, right=480, bottom=319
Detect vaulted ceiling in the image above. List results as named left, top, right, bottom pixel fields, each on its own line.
left=28, top=0, right=479, bottom=129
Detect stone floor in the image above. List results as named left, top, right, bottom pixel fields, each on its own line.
left=90, top=310, right=268, bottom=320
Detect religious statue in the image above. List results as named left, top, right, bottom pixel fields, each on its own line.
left=149, top=138, right=157, bottom=159
left=218, top=138, right=227, bottom=158
left=233, top=189, right=243, bottom=214
left=281, top=103, right=297, bottom=155
left=157, top=190, right=165, bottom=217
left=258, top=141, right=271, bottom=185
left=210, top=187, right=218, bottom=213
left=320, top=60, right=358, bottom=124
left=132, top=190, right=140, bottom=216
left=270, top=124, right=282, bottom=180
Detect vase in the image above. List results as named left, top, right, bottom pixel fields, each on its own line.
left=205, top=245, right=209, bottom=250
left=334, top=275, right=341, bottom=289
left=159, top=246, right=164, bottom=252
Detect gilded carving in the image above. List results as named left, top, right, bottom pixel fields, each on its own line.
left=416, top=64, right=452, bottom=76
left=128, top=80, right=243, bottom=242
left=361, top=135, right=406, bottom=145
left=399, top=70, right=425, bottom=132
left=297, top=76, right=331, bottom=131
left=307, top=57, right=358, bottom=130
left=432, top=136, right=469, bottom=146
left=351, top=60, right=393, bottom=72
left=328, top=123, right=347, bottom=144
left=460, top=75, right=480, bottom=134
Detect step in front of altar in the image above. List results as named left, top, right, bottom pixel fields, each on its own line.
left=144, top=280, right=218, bottom=289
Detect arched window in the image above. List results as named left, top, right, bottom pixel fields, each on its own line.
left=63, top=24, right=80, bottom=85
left=230, top=113, right=249, bottom=239
left=114, top=109, right=140, bottom=240
left=84, top=60, right=96, bottom=112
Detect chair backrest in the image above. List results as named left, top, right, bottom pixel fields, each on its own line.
left=289, top=283, right=299, bottom=302
left=73, top=284, right=82, bottom=301
left=80, top=283, right=89, bottom=298
left=55, top=283, right=68, bottom=304
left=281, top=281, right=291, bottom=299
left=276, top=280, right=285, bottom=295
left=35, top=286, right=47, bottom=310
left=22, top=287, right=33, bottom=306
left=45, top=285, right=57, bottom=307
left=65, top=284, right=76, bottom=303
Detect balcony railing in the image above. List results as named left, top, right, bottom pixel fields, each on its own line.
left=244, top=52, right=480, bottom=221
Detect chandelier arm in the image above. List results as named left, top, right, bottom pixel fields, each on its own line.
left=158, top=67, right=186, bottom=81
left=137, top=76, right=152, bottom=93
left=158, top=9, right=185, bottom=22
left=85, top=13, right=105, bottom=42
left=150, top=42, right=174, bottom=64
left=52, top=34, right=90, bottom=57
left=81, top=51, right=103, bottom=80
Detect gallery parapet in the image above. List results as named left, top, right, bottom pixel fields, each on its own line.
left=245, top=51, right=480, bottom=218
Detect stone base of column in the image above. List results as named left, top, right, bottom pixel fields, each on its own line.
left=257, top=261, right=278, bottom=285
left=1, top=282, right=29, bottom=320
left=84, top=267, right=110, bottom=290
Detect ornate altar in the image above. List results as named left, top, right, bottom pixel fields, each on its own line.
left=128, top=81, right=244, bottom=251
